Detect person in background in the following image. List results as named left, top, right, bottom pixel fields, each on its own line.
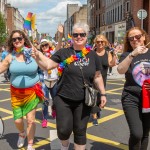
left=91, top=35, right=117, bottom=125
left=1, top=45, right=9, bottom=81
left=117, top=27, right=150, bottom=150
left=0, top=30, right=44, bottom=150
left=39, top=24, right=64, bottom=128
left=32, top=22, right=107, bottom=150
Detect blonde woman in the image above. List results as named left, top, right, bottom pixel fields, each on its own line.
left=91, top=35, right=117, bottom=125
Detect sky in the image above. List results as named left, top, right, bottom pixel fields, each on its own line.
left=7, top=0, right=87, bottom=37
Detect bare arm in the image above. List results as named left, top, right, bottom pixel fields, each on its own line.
left=31, top=47, right=58, bottom=71
left=55, top=24, right=64, bottom=51
left=94, top=71, right=107, bottom=108
left=0, top=54, right=11, bottom=74
left=108, top=52, right=117, bottom=67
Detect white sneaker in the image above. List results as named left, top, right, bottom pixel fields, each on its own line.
left=61, top=143, right=70, bottom=150
left=17, top=132, right=26, bottom=148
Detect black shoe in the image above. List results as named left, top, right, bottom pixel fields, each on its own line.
left=93, top=119, right=98, bottom=126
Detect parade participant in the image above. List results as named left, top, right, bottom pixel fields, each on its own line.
left=1, top=45, right=9, bottom=81
left=32, top=22, right=107, bottom=150
left=0, top=30, right=44, bottom=150
left=117, top=27, right=150, bottom=150
left=91, top=35, right=117, bottom=125
left=39, top=24, right=63, bottom=128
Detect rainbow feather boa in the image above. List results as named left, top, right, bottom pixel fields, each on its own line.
left=58, top=44, right=92, bottom=76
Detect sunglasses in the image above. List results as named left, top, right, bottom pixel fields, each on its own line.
left=128, top=34, right=143, bottom=42
left=72, top=33, right=86, bottom=38
left=12, top=37, right=23, bottom=42
left=97, top=41, right=104, bottom=44
left=41, top=43, right=49, bottom=48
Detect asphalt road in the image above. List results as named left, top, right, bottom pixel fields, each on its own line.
left=0, top=76, right=149, bottom=150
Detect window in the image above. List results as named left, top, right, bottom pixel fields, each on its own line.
left=126, top=1, right=130, bottom=12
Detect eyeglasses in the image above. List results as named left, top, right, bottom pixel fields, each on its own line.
left=41, top=43, right=49, bottom=48
left=72, top=33, right=86, bottom=38
left=96, top=41, right=104, bottom=44
left=128, top=34, right=143, bottom=42
left=12, top=37, right=23, bottom=42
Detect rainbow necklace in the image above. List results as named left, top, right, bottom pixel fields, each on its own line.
left=14, top=47, right=24, bottom=53
left=58, top=45, right=91, bottom=76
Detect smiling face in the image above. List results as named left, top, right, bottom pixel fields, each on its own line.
left=96, top=37, right=106, bottom=49
left=128, top=29, right=145, bottom=49
left=41, top=42, right=50, bottom=52
left=12, top=32, right=24, bottom=49
left=72, top=28, right=87, bottom=47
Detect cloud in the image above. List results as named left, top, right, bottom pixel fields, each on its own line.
left=37, top=1, right=83, bottom=36
left=7, top=0, right=42, bottom=8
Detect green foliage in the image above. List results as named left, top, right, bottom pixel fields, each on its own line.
left=0, top=12, right=7, bottom=45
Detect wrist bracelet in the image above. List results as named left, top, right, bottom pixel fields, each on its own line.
left=129, top=52, right=135, bottom=58
left=101, top=94, right=107, bottom=97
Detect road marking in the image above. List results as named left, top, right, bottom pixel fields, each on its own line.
left=0, top=108, right=13, bottom=114
left=107, top=82, right=124, bottom=86
left=0, top=98, right=10, bottom=102
left=86, top=133, right=128, bottom=150
left=87, top=111, right=124, bottom=128
left=104, top=107, right=122, bottom=112
left=107, top=91, right=122, bottom=95
left=0, top=88, right=10, bottom=91
left=107, top=87, right=123, bottom=92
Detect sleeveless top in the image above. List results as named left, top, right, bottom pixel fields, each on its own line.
left=9, top=56, right=39, bottom=88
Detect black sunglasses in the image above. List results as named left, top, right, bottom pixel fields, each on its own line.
left=72, top=33, right=86, bottom=38
left=128, top=34, right=143, bottom=42
left=41, top=43, right=49, bottom=48
left=12, top=37, right=23, bottom=42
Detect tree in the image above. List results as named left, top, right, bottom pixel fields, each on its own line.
left=0, top=12, right=7, bottom=46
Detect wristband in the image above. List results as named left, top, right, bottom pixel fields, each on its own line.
left=129, top=52, right=135, bottom=58
left=101, top=94, right=107, bottom=97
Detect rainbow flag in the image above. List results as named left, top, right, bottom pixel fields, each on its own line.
left=23, top=12, right=32, bottom=30
left=23, top=12, right=36, bottom=31
left=68, top=34, right=72, bottom=43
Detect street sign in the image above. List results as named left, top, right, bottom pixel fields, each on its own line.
left=137, top=9, right=147, bottom=19
left=137, top=9, right=147, bottom=29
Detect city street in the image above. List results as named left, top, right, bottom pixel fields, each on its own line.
left=0, top=74, right=149, bottom=150
left=0, top=74, right=127, bottom=150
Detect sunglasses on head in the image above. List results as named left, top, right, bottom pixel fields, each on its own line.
left=12, top=37, right=23, bottom=42
left=97, top=41, right=104, bottom=44
left=128, top=34, right=143, bottom=42
left=72, top=33, right=86, bottom=38
left=41, top=43, right=49, bottom=48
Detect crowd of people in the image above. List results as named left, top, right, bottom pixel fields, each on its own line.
left=0, top=22, right=150, bottom=150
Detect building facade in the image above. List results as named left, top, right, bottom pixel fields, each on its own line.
left=6, top=4, right=24, bottom=35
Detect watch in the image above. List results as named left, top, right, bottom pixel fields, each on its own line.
left=101, top=94, right=107, bottom=97
left=129, top=52, right=135, bottom=58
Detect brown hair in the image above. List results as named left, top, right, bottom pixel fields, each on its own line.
left=7, top=30, right=32, bottom=53
left=123, top=27, right=150, bottom=52
left=94, top=34, right=109, bottom=47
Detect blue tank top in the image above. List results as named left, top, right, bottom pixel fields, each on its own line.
left=9, top=57, right=39, bottom=88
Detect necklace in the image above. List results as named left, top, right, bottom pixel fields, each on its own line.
left=58, top=45, right=91, bottom=76
left=14, top=47, right=24, bottom=53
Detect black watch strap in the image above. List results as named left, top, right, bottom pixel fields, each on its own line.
left=101, top=94, right=107, bottom=97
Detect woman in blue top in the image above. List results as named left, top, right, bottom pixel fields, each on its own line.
left=0, top=30, right=44, bottom=150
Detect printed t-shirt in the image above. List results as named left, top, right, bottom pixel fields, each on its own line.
left=119, top=49, right=150, bottom=94
left=50, top=47, right=101, bottom=101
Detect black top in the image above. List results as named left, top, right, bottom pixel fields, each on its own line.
left=51, top=47, right=101, bottom=101
left=96, top=51, right=109, bottom=87
left=119, top=49, right=150, bottom=94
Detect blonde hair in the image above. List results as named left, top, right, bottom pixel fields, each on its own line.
left=94, top=34, right=109, bottom=46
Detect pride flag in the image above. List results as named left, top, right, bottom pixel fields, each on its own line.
left=68, top=34, right=72, bottom=43
left=23, top=12, right=36, bottom=31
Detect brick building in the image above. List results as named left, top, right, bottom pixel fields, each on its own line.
left=6, top=4, right=24, bottom=35
left=130, top=0, right=150, bottom=35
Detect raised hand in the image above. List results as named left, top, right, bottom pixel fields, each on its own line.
left=31, top=46, right=40, bottom=59
left=57, top=24, right=64, bottom=36
left=132, top=46, right=147, bottom=57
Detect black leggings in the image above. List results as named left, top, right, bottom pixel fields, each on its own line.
left=53, top=95, right=92, bottom=145
left=122, top=91, right=150, bottom=150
